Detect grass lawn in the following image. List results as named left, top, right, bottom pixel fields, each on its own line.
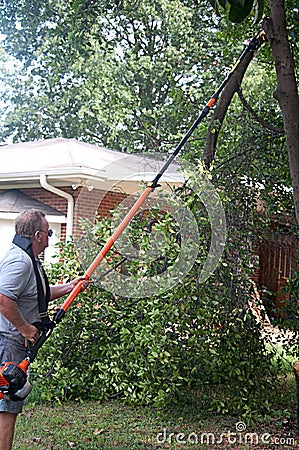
left=13, top=376, right=299, bottom=450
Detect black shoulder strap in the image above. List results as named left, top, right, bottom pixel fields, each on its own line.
left=12, top=234, right=51, bottom=328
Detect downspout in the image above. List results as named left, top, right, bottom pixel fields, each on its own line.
left=39, top=174, right=74, bottom=240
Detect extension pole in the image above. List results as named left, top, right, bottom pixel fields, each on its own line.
left=54, top=29, right=265, bottom=322
left=55, top=186, right=153, bottom=321
left=30, top=30, right=265, bottom=359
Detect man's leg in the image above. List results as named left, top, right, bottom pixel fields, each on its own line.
left=0, top=411, right=17, bottom=450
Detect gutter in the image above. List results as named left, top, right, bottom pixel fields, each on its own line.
left=39, top=174, right=74, bottom=239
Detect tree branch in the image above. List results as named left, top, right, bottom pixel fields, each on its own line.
left=202, top=49, right=259, bottom=169
left=237, top=88, right=284, bottom=135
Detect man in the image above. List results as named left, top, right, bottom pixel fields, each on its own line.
left=0, top=209, right=87, bottom=450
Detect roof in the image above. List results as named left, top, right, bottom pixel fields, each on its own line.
left=0, top=189, right=65, bottom=216
left=0, top=138, right=184, bottom=193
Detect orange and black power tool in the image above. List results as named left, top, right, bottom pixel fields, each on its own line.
left=0, top=319, right=57, bottom=402
left=0, top=321, right=56, bottom=402
left=0, top=358, right=31, bottom=401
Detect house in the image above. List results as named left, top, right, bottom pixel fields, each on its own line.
left=0, top=138, right=183, bottom=262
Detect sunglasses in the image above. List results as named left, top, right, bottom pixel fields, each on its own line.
left=38, top=229, right=53, bottom=237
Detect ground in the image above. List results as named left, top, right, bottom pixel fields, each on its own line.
left=13, top=395, right=299, bottom=450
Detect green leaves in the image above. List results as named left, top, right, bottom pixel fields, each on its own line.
left=0, top=0, right=225, bottom=148
left=209, top=0, right=264, bottom=23
left=29, top=170, right=295, bottom=418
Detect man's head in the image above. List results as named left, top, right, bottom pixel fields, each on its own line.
left=15, top=209, right=52, bottom=256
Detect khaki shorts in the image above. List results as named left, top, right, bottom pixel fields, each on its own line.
left=0, top=334, right=28, bottom=414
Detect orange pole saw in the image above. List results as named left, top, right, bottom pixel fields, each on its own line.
left=0, top=31, right=265, bottom=402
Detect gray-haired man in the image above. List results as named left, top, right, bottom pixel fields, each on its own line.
left=0, top=209, right=87, bottom=450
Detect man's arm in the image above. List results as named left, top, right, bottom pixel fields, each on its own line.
left=0, top=293, right=38, bottom=342
left=50, top=277, right=88, bottom=301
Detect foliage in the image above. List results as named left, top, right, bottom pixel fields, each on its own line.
left=31, top=169, right=296, bottom=419
left=0, top=1, right=297, bottom=219
left=0, top=0, right=225, bottom=151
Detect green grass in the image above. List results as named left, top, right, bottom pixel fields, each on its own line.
left=13, top=376, right=299, bottom=450
left=16, top=400, right=214, bottom=449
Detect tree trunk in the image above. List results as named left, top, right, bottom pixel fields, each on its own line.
left=263, top=0, right=299, bottom=224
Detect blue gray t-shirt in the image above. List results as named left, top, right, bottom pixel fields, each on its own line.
left=0, top=243, right=39, bottom=342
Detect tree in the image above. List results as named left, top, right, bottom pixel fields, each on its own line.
left=0, top=0, right=225, bottom=152
left=206, top=0, right=299, bottom=223
left=263, top=1, right=299, bottom=224
left=1, top=1, right=296, bottom=215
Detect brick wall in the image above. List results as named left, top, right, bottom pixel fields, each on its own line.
left=25, top=187, right=69, bottom=214
left=21, top=186, right=127, bottom=238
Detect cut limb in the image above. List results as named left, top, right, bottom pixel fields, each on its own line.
left=203, top=43, right=263, bottom=169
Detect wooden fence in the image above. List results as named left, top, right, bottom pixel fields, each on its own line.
left=257, top=233, right=299, bottom=313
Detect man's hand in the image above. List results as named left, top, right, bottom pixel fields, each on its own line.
left=0, top=293, right=38, bottom=342
left=20, top=323, right=39, bottom=344
left=69, top=276, right=89, bottom=292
